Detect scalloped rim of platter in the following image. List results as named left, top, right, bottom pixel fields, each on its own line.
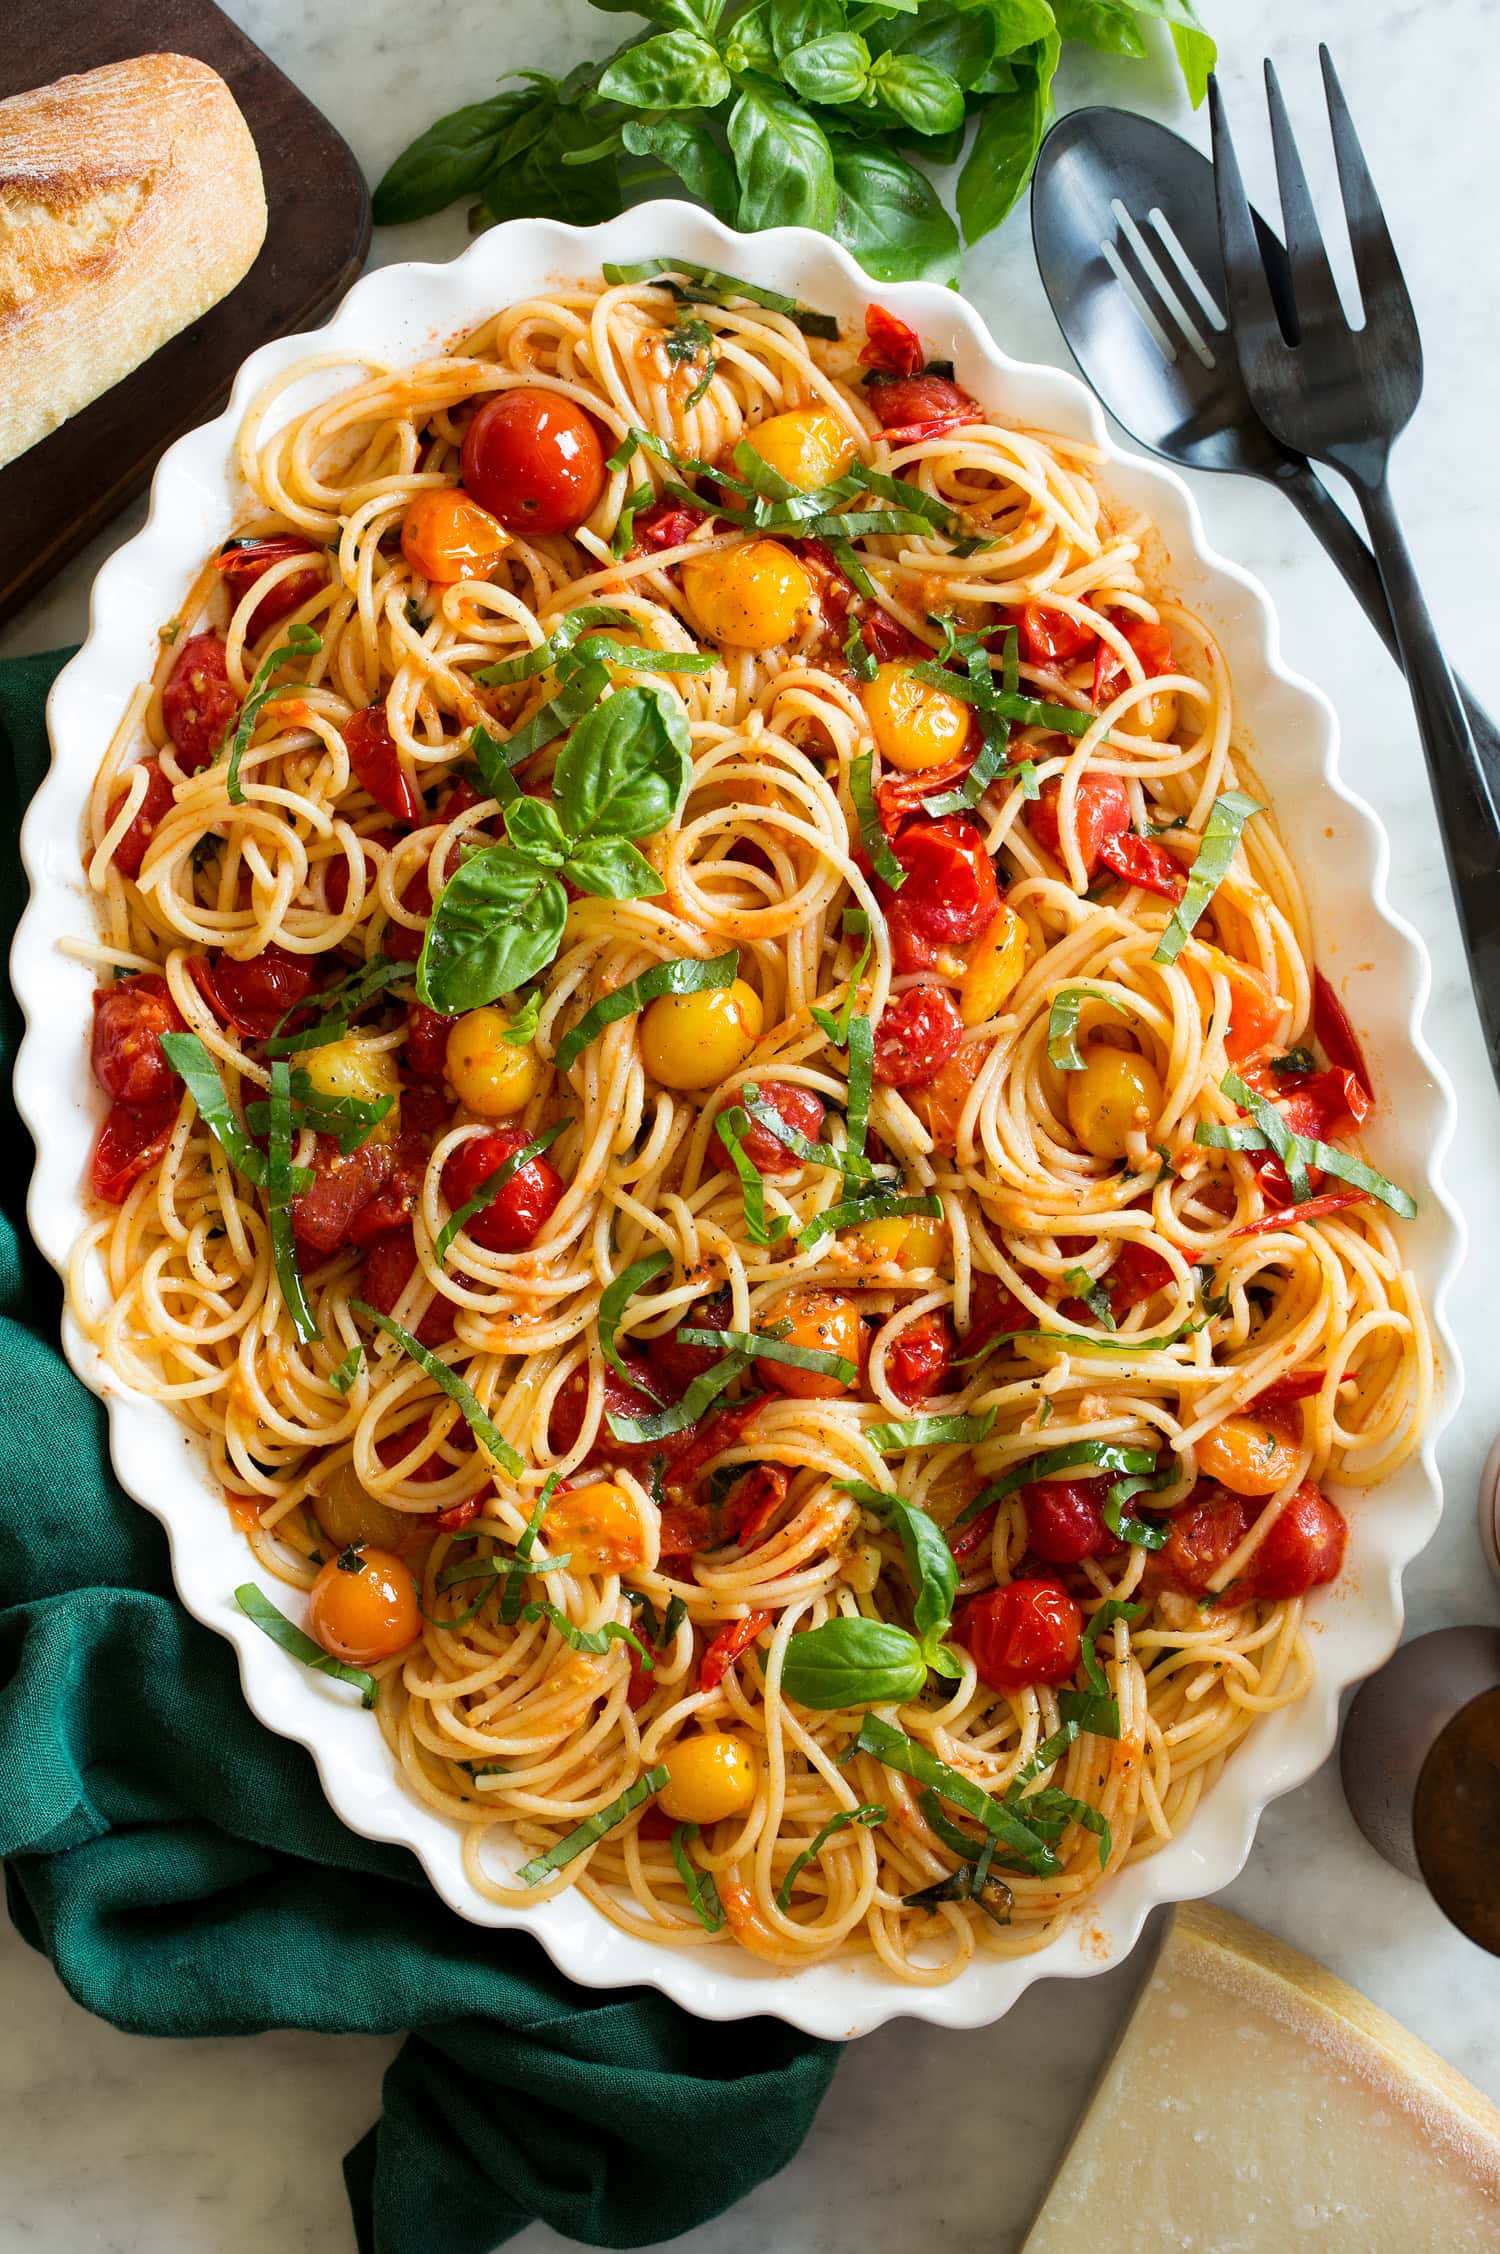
left=11, top=201, right=1466, bottom=2039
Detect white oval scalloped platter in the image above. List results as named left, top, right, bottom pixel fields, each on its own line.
left=11, top=202, right=1465, bottom=2039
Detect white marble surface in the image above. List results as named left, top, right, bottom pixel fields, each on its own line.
left=5, top=2, right=1500, bottom=2247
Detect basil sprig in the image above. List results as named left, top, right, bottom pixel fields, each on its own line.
left=353, top=1298, right=524, bottom=1475
left=836, top=1480, right=960, bottom=1677
left=953, top=1440, right=1158, bottom=1527
left=556, top=948, right=739, bottom=1072
left=223, top=623, right=322, bottom=805
left=1200, top=1070, right=1416, bottom=1217
left=776, top=1804, right=886, bottom=1913
left=516, top=1766, right=669, bottom=1886
left=235, top=1583, right=379, bottom=1707
left=435, top=1119, right=571, bottom=1262
left=1046, top=986, right=1132, bottom=1072
left=1153, top=792, right=1262, bottom=965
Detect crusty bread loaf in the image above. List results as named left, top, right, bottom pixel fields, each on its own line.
left=0, top=54, right=267, bottom=471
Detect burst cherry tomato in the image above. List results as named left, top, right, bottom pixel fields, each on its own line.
left=1156, top=1487, right=1256, bottom=1595
left=91, top=973, right=184, bottom=1108
left=1311, top=970, right=1374, bottom=1103
left=879, top=814, right=999, bottom=971
left=1017, top=603, right=1096, bottom=667
left=867, top=374, right=976, bottom=428
left=550, top=1353, right=661, bottom=1459
left=1093, top=617, right=1174, bottom=709
left=191, top=943, right=320, bottom=1041
left=957, top=1580, right=1083, bottom=1692
left=162, top=633, right=239, bottom=774
left=360, top=1226, right=454, bottom=1347
left=405, top=1003, right=454, bottom=1082
left=872, top=984, right=964, bottom=1089
left=642, top=1286, right=734, bottom=1401
left=1246, top=1481, right=1346, bottom=1600
left=460, top=387, right=606, bottom=536
left=442, top=1126, right=563, bottom=1253
left=1108, top=1238, right=1175, bottom=1316
left=1024, top=1478, right=1118, bottom=1565
left=106, top=757, right=175, bottom=878
left=631, top=502, right=706, bottom=556
left=1026, top=772, right=1130, bottom=877
left=307, top=1545, right=419, bottom=1664
left=214, top=535, right=324, bottom=636
left=860, top=303, right=925, bottom=376
left=709, top=1082, right=826, bottom=1178
left=343, top=707, right=422, bottom=826
left=886, top=1310, right=954, bottom=1405
left=91, top=1103, right=176, bottom=1203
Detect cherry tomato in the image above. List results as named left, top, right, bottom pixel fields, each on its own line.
left=867, top=374, right=977, bottom=428
left=460, top=387, right=606, bottom=536
left=91, top=1103, right=175, bottom=1203
left=360, top=1226, right=454, bottom=1347
left=1156, top=1487, right=1256, bottom=1596
left=1312, top=970, right=1374, bottom=1104
left=860, top=303, right=925, bottom=376
left=214, top=535, right=324, bottom=635
left=90, top=973, right=184, bottom=1109
left=442, top=1126, right=563, bottom=1253
left=957, top=1580, right=1083, bottom=1691
left=1246, top=1480, right=1346, bottom=1600
left=879, top=814, right=999, bottom=970
left=405, top=1003, right=454, bottom=1082
left=1024, top=1478, right=1118, bottom=1565
left=709, top=1081, right=826, bottom=1179
left=306, top=1545, right=419, bottom=1664
left=1026, top=772, right=1131, bottom=878
left=162, top=633, right=239, bottom=774
left=630, top=502, right=706, bottom=556
left=861, top=606, right=928, bottom=661
left=1108, top=1238, right=1175, bottom=1316
left=384, top=866, right=433, bottom=963
left=400, top=488, right=510, bottom=584
left=549, top=1352, right=661, bottom=1460
left=963, top=1273, right=1032, bottom=1355
left=1093, top=617, right=1174, bottom=708
left=758, top=1289, right=864, bottom=1400
left=872, top=984, right=964, bottom=1089
left=344, top=1130, right=431, bottom=1248
left=1017, top=603, right=1096, bottom=667
left=633, top=1285, right=729, bottom=1404
left=343, top=707, right=422, bottom=826
left=1095, top=829, right=1186, bottom=901
left=191, top=943, right=320, bottom=1041
left=106, top=757, right=175, bottom=878
left=886, top=1309, right=954, bottom=1405
left=293, top=1139, right=397, bottom=1259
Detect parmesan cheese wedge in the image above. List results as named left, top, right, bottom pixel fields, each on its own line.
left=1022, top=1903, right=1500, bottom=2252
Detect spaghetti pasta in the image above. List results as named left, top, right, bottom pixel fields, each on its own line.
left=67, top=268, right=1430, bottom=1980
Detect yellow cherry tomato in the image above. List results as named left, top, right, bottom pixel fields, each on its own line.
left=680, top=540, right=813, bottom=651
left=544, top=1480, right=644, bottom=1572
left=306, top=1545, right=419, bottom=1664
left=759, top=1288, right=862, bottom=1399
left=315, top=1461, right=424, bottom=1555
left=900, top=1214, right=948, bottom=1270
left=445, top=1006, right=546, bottom=1116
left=658, top=1731, right=760, bottom=1824
left=861, top=661, right=972, bottom=773
left=745, top=408, right=858, bottom=494
left=1065, top=1041, right=1164, bottom=1160
left=640, top=980, right=764, bottom=1090
left=1138, top=688, right=1179, bottom=741
left=959, top=901, right=1028, bottom=1026
left=844, top=1212, right=911, bottom=1266
left=1198, top=1416, right=1302, bottom=1497
left=299, top=1035, right=401, bottom=1142
left=401, top=487, right=511, bottom=584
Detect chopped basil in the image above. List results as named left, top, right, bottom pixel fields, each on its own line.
left=601, top=258, right=838, bottom=337
left=1046, top=986, right=1131, bottom=1072
left=475, top=606, right=635, bottom=688
left=954, top=1440, right=1158, bottom=1526
left=520, top=1600, right=651, bottom=1667
left=796, top=1190, right=941, bottom=1253
left=329, top=1344, right=363, bottom=1395
left=352, top=1299, right=524, bottom=1475
left=598, top=1247, right=671, bottom=1392
left=267, top=1060, right=319, bottom=1346
left=500, top=1473, right=560, bottom=1625
left=845, top=1013, right=874, bottom=1165
left=1059, top=1600, right=1143, bottom=1739
left=1153, top=792, right=1262, bottom=966
left=1202, top=1070, right=1417, bottom=1217
left=776, top=1804, right=886, bottom=1913
left=867, top=1406, right=997, bottom=1454
left=605, top=1350, right=745, bottom=1446
left=244, top=1070, right=393, bottom=1156
left=1270, top=1047, right=1317, bottom=1076
left=808, top=926, right=874, bottom=1057
left=158, top=1031, right=287, bottom=1192
left=850, top=1716, right=1064, bottom=1877
left=908, top=659, right=1094, bottom=738
left=849, top=752, right=906, bottom=888
left=235, top=1582, right=378, bottom=1706
left=670, top=1824, right=727, bottom=1932
left=920, top=708, right=1006, bottom=818
left=677, top=1325, right=857, bottom=1386
left=739, top=1081, right=865, bottom=1179
left=555, top=949, right=739, bottom=1072
left=612, top=481, right=656, bottom=560
left=516, top=1765, right=669, bottom=1885
left=1064, top=1266, right=1117, bottom=1330
left=843, top=615, right=879, bottom=682
left=265, top=954, right=407, bottom=1058
left=1102, top=1470, right=1173, bottom=1550
left=713, top=1107, right=791, bottom=1247
left=223, top=623, right=322, bottom=805
left=435, top=1119, right=570, bottom=1263
left=828, top=539, right=879, bottom=601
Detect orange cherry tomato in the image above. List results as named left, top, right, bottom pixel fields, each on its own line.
left=759, top=1289, right=864, bottom=1400
left=460, top=388, right=607, bottom=536
left=400, top=488, right=511, bottom=584
left=306, top=1545, right=420, bottom=1664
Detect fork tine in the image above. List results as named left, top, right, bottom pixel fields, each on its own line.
left=1319, top=44, right=1416, bottom=334
left=1263, top=59, right=1343, bottom=335
left=1207, top=74, right=1284, bottom=343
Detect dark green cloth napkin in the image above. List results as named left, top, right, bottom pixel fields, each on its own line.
left=0, top=648, right=837, bottom=2254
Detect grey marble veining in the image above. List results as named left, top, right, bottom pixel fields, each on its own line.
left=3, top=2, right=1499, bottom=2247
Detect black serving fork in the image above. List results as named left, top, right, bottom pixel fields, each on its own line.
left=1211, top=48, right=1500, bottom=1087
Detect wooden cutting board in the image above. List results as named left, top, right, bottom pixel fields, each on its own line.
left=0, top=0, right=371, bottom=626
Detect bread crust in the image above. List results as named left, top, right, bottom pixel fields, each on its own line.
left=0, top=53, right=267, bottom=470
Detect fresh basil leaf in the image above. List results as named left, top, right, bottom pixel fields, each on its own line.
left=224, top=624, right=322, bottom=805
left=502, top=990, right=543, bottom=1046
left=159, top=1031, right=273, bottom=1190
left=605, top=1350, right=746, bottom=1445
left=267, top=1059, right=319, bottom=1345
left=476, top=607, right=635, bottom=687
left=235, top=1584, right=379, bottom=1706
left=619, top=118, right=738, bottom=220
left=868, top=1406, right=997, bottom=1453
left=739, top=1079, right=869, bottom=1179
left=723, top=0, right=777, bottom=71
left=1050, top=0, right=1147, bottom=57
left=920, top=708, right=1007, bottom=817
left=850, top=751, right=906, bottom=888
left=502, top=794, right=569, bottom=865
left=797, top=1189, right=940, bottom=1252
left=677, top=1324, right=857, bottom=1387
left=435, top=1119, right=570, bottom=1263
left=598, top=1247, right=672, bottom=1390
left=713, top=1107, right=792, bottom=1247
left=777, top=1803, right=885, bottom=1912
left=955, top=1440, right=1158, bottom=1525
left=598, top=29, right=731, bottom=109
left=770, top=0, right=845, bottom=65
left=555, top=948, right=739, bottom=1072
left=554, top=682, right=693, bottom=846
left=844, top=614, right=880, bottom=682
left=671, top=1824, right=727, bottom=1931
left=564, top=836, right=665, bottom=900
left=1047, top=985, right=1132, bottom=1071
left=851, top=1715, right=1062, bottom=1875
left=1195, top=1102, right=1418, bottom=1221
left=352, top=1298, right=524, bottom=1475
left=417, top=846, right=568, bottom=1015
left=373, top=91, right=532, bottom=223
left=876, top=5, right=998, bottom=89
left=828, top=539, right=879, bottom=601
left=780, top=1617, right=929, bottom=1709
left=478, top=69, right=622, bottom=229
left=868, top=50, right=966, bottom=135
left=1064, top=1265, right=1117, bottom=1330
left=826, top=134, right=963, bottom=285
left=500, top=1473, right=561, bottom=1624
left=1154, top=792, right=1262, bottom=966
left=837, top=1481, right=959, bottom=1675
left=1059, top=1598, right=1143, bottom=1738
left=955, top=40, right=1058, bottom=245
left=1219, top=1068, right=1312, bottom=1201
left=612, top=482, right=657, bottom=562
left=727, top=78, right=838, bottom=233
left=807, top=929, right=874, bottom=1055
left=516, top=1766, right=669, bottom=1885
left=783, top=31, right=872, bottom=104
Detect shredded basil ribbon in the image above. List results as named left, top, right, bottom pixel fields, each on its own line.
left=954, top=1314, right=1200, bottom=1365
left=845, top=1013, right=874, bottom=1166
left=908, top=659, right=1095, bottom=738
left=1064, top=1265, right=1117, bottom=1330
left=920, top=708, right=1007, bottom=819
left=601, top=258, right=839, bottom=338
left=157, top=1031, right=291, bottom=1194
left=435, top=1119, right=570, bottom=1263
left=244, top=1072, right=393, bottom=1156
left=266, top=954, right=408, bottom=1059
left=1103, top=1471, right=1173, bottom=1550
left=501, top=1474, right=559, bottom=1624
left=235, top=1582, right=378, bottom=1706
left=1046, top=986, right=1132, bottom=1072
left=555, top=949, right=739, bottom=1073
left=843, top=615, right=879, bottom=682
left=867, top=1405, right=997, bottom=1454
left=670, top=1824, right=727, bottom=1932
left=797, top=1190, right=941, bottom=1254
left=1202, top=1070, right=1416, bottom=1217
left=223, top=623, right=322, bottom=805
left=1154, top=792, right=1262, bottom=966
left=776, top=1804, right=886, bottom=1913
left=477, top=666, right=610, bottom=775
left=352, top=1299, right=524, bottom=1475
left=849, top=752, right=906, bottom=889
left=612, top=482, right=656, bottom=560
left=267, top=1059, right=320, bottom=1345
left=1059, top=1600, right=1144, bottom=1738
left=713, top=1107, right=791, bottom=1247
left=606, top=1350, right=745, bottom=1446
left=808, top=930, right=874, bottom=1053
left=516, top=1765, right=669, bottom=1886
left=828, top=539, right=878, bottom=601
left=677, top=1325, right=857, bottom=1386
left=329, top=1343, right=363, bottom=1395
left=850, top=1716, right=1067, bottom=1877
left=954, top=1440, right=1158, bottom=1526
left=739, top=1081, right=869, bottom=1180
left=520, top=1601, right=651, bottom=1667
left=424, top=1541, right=574, bottom=1629
left=598, top=1247, right=671, bottom=1391
left=474, top=605, right=635, bottom=687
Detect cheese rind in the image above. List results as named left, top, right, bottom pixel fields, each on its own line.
left=1022, top=1902, right=1500, bottom=2253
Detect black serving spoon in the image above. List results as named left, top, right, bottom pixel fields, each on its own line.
left=1029, top=105, right=1500, bottom=785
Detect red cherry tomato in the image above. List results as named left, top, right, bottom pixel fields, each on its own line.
left=957, top=1580, right=1083, bottom=1691
left=1311, top=970, right=1374, bottom=1104
left=1157, top=1488, right=1256, bottom=1595
left=1024, top=1477, right=1117, bottom=1565
left=405, top=1003, right=454, bottom=1082
left=460, top=388, right=607, bottom=536
left=190, top=943, right=320, bottom=1041
left=639, top=1287, right=733, bottom=1401
left=213, top=536, right=324, bottom=636
left=886, top=1310, right=954, bottom=1406
left=860, top=303, right=925, bottom=377
left=90, top=973, right=184, bottom=1109
left=861, top=606, right=928, bottom=661
left=1246, top=1481, right=1347, bottom=1600
left=963, top=1272, right=1032, bottom=1355
left=709, top=1082, right=826, bottom=1179
left=345, top=1132, right=432, bottom=1247
left=1026, top=772, right=1130, bottom=877
left=384, top=866, right=433, bottom=963
left=91, top=1103, right=175, bottom=1203
left=442, top=1126, right=563, bottom=1253
left=631, top=502, right=705, bottom=556
left=878, top=815, right=998, bottom=967
left=293, top=1139, right=397, bottom=1259
left=872, top=984, right=964, bottom=1089
left=1108, top=1238, right=1176, bottom=1317
left=1096, top=829, right=1187, bottom=901
left=343, top=707, right=422, bottom=826
left=867, top=374, right=977, bottom=427
left=360, top=1225, right=455, bottom=1347
left=161, top=634, right=239, bottom=774
left=549, top=1352, right=661, bottom=1459
left=1017, top=603, right=1096, bottom=668
left=1093, top=617, right=1174, bottom=709
left=106, top=757, right=175, bottom=878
